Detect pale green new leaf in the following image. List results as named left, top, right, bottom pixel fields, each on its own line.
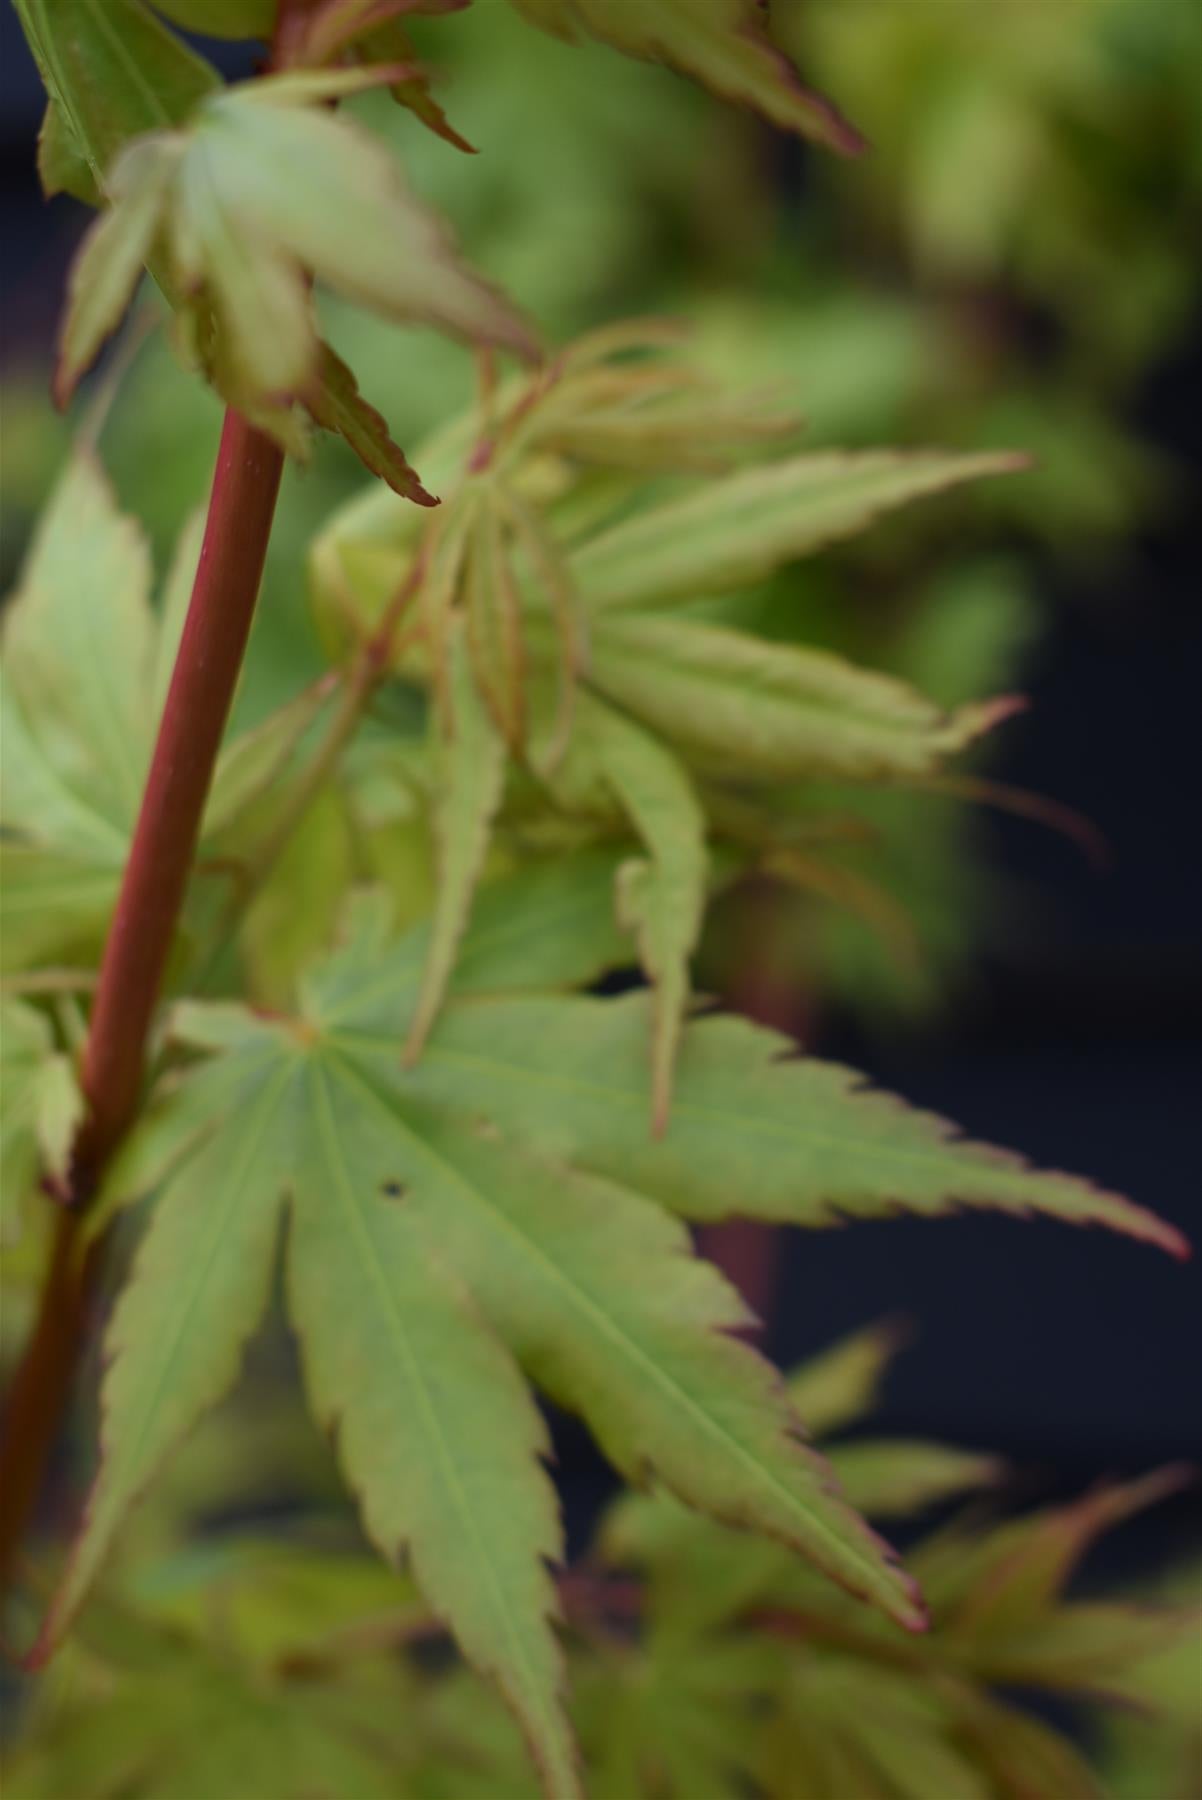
left=508, top=0, right=865, bottom=154
left=404, top=618, right=507, bottom=1060
left=2, top=451, right=153, bottom=831
left=584, top=697, right=707, bottom=1130
left=184, top=78, right=537, bottom=359
left=590, top=612, right=1009, bottom=781
left=398, top=993, right=1187, bottom=1254
left=0, top=455, right=335, bottom=973
left=55, top=139, right=178, bottom=407
left=575, top=449, right=1028, bottom=610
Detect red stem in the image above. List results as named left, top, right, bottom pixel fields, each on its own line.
left=75, top=414, right=283, bottom=1182
left=0, top=414, right=283, bottom=1592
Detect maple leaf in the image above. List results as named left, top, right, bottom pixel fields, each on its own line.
left=0, top=452, right=327, bottom=974
left=40, top=894, right=947, bottom=1792
left=508, top=0, right=865, bottom=155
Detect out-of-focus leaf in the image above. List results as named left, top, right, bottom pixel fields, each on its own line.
left=12, top=0, right=218, bottom=188
left=37, top=100, right=100, bottom=203
left=589, top=613, right=1011, bottom=781
left=52, top=70, right=535, bottom=454
left=765, top=1659, right=990, bottom=1800
left=352, top=14, right=476, bottom=154
left=574, top=1633, right=779, bottom=1799
left=916, top=1469, right=1192, bottom=1631
left=508, top=0, right=865, bottom=154
left=786, top=1322, right=905, bottom=1440
left=0, top=453, right=339, bottom=977
left=55, top=141, right=179, bottom=408
left=827, top=1440, right=1000, bottom=1520
left=151, top=0, right=274, bottom=39
left=958, top=1694, right=1103, bottom=1800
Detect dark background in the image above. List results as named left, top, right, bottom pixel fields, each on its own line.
left=3, top=10, right=1199, bottom=1573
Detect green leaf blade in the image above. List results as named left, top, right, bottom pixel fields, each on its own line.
left=13, top=0, right=218, bottom=188
left=404, top=617, right=507, bottom=1060
left=54, top=139, right=175, bottom=407
left=590, top=613, right=1011, bottom=781
left=508, top=0, right=865, bottom=154
left=34, top=1054, right=295, bottom=1659
left=289, top=1060, right=580, bottom=1800
left=576, top=449, right=1029, bottom=611
left=404, top=994, right=1188, bottom=1255
left=586, top=699, right=707, bottom=1131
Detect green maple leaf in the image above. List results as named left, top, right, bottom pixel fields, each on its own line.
left=0, top=452, right=326, bottom=974
left=508, top=0, right=866, bottom=155
left=39, top=896, right=946, bottom=1793
left=39, top=852, right=1185, bottom=1784
left=15, top=0, right=219, bottom=193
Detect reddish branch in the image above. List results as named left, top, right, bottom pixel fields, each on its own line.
left=0, top=414, right=284, bottom=1591
left=75, top=415, right=283, bottom=1182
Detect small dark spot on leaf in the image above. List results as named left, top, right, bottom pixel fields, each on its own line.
left=381, top=1180, right=407, bottom=1200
